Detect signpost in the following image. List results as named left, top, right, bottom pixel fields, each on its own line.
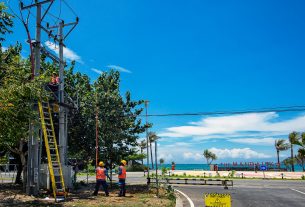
left=260, top=165, right=267, bottom=179
left=204, top=193, right=231, bottom=207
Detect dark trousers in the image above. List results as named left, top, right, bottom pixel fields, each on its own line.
left=94, top=179, right=109, bottom=195
left=118, top=179, right=126, bottom=196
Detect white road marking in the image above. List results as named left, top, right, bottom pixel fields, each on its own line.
left=175, top=189, right=195, bottom=207
left=291, top=188, right=305, bottom=195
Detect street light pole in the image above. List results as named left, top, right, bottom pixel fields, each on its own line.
left=155, top=140, right=159, bottom=197
left=145, top=101, right=150, bottom=180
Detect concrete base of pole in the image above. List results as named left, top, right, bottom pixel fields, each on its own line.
left=40, top=164, right=74, bottom=190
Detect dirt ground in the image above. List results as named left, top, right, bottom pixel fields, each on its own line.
left=0, top=183, right=175, bottom=207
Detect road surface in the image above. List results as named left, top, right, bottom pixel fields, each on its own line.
left=175, top=179, right=305, bottom=207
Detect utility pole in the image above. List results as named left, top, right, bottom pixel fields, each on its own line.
left=21, top=0, right=78, bottom=194
left=155, top=139, right=159, bottom=197
left=21, top=0, right=54, bottom=196
left=47, top=19, right=78, bottom=165
left=145, top=101, right=150, bottom=180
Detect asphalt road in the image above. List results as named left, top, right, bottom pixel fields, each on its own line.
left=175, top=180, right=305, bottom=207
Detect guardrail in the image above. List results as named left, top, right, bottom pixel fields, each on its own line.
left=0, top=164, right=17, bottom=184
left=148, top=177, right=233, bottom=189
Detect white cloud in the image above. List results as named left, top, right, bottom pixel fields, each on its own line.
left=107, top=65, right=131, bottom=73
left=228, top=137, right=277, bottom=146
left=210, top=147, right=271, bottom=159
left=1, top=46, right=8, bottom=52
left=183, top=152, right=202, bottom=160
left=159, top=112, right=305, bottom=140
left=91, top=68, right=103, bottom=74
left=44, top=41, right=83, bottom=64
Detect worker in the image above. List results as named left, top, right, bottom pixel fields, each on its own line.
left=93, top=161, right=110, bottom=196
left=51, top=72, right=60, bottom=85
left=118, top=160, right=127, bottom=197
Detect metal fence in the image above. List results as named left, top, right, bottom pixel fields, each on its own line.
left=148, top=178, right=233, bottom=189
left=0, top=164, right=17, bottom=184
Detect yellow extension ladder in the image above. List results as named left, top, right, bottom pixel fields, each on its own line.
left=38, top=101, right=66, bottom=202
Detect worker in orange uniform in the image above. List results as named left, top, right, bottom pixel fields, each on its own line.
left=93, top=161, right=111, bottom=196
left=118, top=160, right=127, bottom=197
left=51, top=72, right=60, bottom=85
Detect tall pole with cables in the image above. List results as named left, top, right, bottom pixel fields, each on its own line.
left=145, top=100, right=150, bottom=182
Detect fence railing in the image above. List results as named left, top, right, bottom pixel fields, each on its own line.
left=0, top=164, right=17, bottom=184
left=148, top=177, right=233, bottom=189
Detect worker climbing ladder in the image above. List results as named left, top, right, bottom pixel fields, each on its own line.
left=38, top=101, right=66, bottom=202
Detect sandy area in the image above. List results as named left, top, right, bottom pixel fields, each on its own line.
left=170, top=170, right=305, bottom=179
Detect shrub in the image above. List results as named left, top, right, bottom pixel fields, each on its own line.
left=302, top=175, right=305, bottom=180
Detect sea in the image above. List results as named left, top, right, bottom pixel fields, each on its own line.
left=158, top=164, right=305, bottom=172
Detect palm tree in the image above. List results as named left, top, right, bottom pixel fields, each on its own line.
left=159, top=158, right=164, bottom=168
left=274, top=139, right=289, bottom=169
left=148, top=132, right=159, bottom=169
left=289, top=132, right=299, bottom=172
left=138, top=140, right=147, bottom=165
left=203, top=149, right=217, bottom=165
left=296, top=148, right=305, bottom=172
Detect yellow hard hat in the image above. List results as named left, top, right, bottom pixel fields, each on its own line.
left=121, top=160, right=127, bottom=166
left=99, top=161, right=104, bottom=167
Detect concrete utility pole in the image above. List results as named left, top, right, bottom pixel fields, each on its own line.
left=21, top=0, right=78, bottom=194
left=47, top=19, right=78, bottom=165
left=145, top=101, right=150, bottom=180
left=21, top=0, right=54, bottom=196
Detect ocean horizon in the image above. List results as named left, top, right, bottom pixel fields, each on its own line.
left=154, top=164, right=305, bottom=172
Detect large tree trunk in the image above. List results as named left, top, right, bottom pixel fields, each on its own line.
left=291, top=144, right=295, bottom=172
left=277, top=150, right=280, bottom=169
left=141, top=148, right=143, bottom=165
left=15, top=156, right=22, bottom=184
left=150, top=141, right=154, bottom=169
left=8, top=139, right=28, bottom=191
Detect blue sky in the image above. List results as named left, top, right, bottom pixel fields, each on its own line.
left=3, top=0, right=305, bottom=164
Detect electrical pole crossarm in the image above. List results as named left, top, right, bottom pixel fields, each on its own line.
left=41, top=25, right=66, bottom=47
left=20, top=0, right=54, bottom=10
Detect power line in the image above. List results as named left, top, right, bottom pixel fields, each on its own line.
left=143, top=106, right=305, bottom=117
left=62, top=0, right=77, bottom=17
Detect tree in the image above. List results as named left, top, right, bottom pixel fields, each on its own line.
left=95, top=70, right=147, bottom=178
left=0, top=2, right=13, bottom=42
left=274, top=139, right=289, bottom=169
left=0, top=44, right=49, bottom=186
left=159, top=158, right=164, bottom=168
left=65, top=66, right=96, bottom=164
left=296, top=149, right=305, bottom=172
left=148, top=132, right=159, bottom=169
left=203, top=149, right=217, bottom=165
left=138, top=139, right=147, bottom=165
left=288, top=132, right=299, bottom=172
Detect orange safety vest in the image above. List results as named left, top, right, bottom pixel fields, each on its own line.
left=51, top=76, right=60, bottom=84
left=96, top=167, right=106, bottom=180
left=118, top=166, right=126, bottom=179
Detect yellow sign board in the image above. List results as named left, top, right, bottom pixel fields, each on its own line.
left=204, top=193, right=231, bottom=207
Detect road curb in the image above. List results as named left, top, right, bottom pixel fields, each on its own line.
left=175, top=191, right=183, bottom=207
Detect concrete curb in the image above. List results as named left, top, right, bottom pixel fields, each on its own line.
left=175, top=191, right=183, bottom=207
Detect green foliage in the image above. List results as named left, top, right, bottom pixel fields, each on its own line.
left=203, top=149, right=217, bottom=165
left=0, top=2, right=13, bottom=42
left=126, top=164, right=146, bottom=172
left=165, top=185, right=176, bottom=201
left=127, top=153, right=147, bottom=161
left=66, top=67, right=96, bottom=162
left=95, top=70, right=147, bottom=167
left=160, top=158, right=165, bottom=165
left=161, top=167, right=167, bottom=176
left=228, top=170, right=236, bottom=178
left=301, top=175, right=305, bottom=180
left=0, top=44, right=49, bottom=150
